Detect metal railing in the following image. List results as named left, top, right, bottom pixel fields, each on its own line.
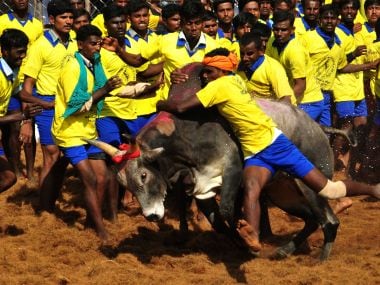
left=0, top=0, right=110, bottom=23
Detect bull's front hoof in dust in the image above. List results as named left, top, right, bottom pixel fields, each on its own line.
left=270, top=241, right=296, bottom=260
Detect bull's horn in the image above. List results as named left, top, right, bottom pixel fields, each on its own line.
left=82, top=139, right=122, bottom=157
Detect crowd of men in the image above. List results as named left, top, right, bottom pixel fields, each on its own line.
left=0, top=0, right=379, bottom=252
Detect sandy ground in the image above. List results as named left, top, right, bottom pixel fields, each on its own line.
left=0, top=145, right=379, bottom=285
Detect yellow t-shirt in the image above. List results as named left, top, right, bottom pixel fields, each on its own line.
left=0, top=12, right=43, bottom=45
left=100, top=48, right=137, bottom=120
left=0, top=58, right=21, bottom=116
left=22, top=30, right=77, bottom=96
left=364, top=41, right=380, bottom=98
left=294, top=17, right=312, bottom=39
left=236, top=54, right=296, bottom=103
left=300, top=28, right=347, bottom=91
left=196, top=74, right=277, bottom=157
left=125, top=30, right=162, bottom=116
left=355, top=22, right=376, bottom=95
left=52, top=56, right=98, bottom=147
left=333, top=25, right=364, bottom=102
left=266, top=36, right=323, bottom=104
left=141, top=31, right=220, bottom=99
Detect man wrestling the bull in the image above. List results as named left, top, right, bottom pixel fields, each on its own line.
left=157, top=46, right=380, bottom=255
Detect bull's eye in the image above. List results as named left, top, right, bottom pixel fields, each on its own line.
left=141, top=172, right=147, bottom=182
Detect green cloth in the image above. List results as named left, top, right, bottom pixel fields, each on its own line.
left=62, top=51, right=107, bottom=118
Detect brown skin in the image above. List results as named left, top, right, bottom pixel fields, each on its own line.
left=240, top=41, right=292, bottom=104
left=158, top=65, right=380, bottom=252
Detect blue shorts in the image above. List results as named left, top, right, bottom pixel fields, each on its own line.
left=298, top=99, right=325, bottom=122
left=96, top=113, right=157, bottom=146
left=7, top=96, right=21, bottom=112
left=60, top=144, right=105, bottom=166
left=0, top=147, right=5, bottom=156
left=244, top=134, right=315, bottom=178
left=318, top=91, right=332, bottom=127
left=335, top=99, right=368, bottom=119
left=374, top=98, right=380, bottom=126
left=34, top=94, right=55, bottom=145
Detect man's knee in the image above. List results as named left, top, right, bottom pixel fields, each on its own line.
left=318, top=180, right=347, bottom=199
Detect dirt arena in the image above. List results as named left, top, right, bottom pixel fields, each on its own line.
left=0, top=146, right=379, bottom=285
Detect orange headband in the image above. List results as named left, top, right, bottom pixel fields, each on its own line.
left=202, top=53, right=238, bottom=72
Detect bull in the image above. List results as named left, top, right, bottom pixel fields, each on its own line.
left=86, top=63, right=340, bottom=260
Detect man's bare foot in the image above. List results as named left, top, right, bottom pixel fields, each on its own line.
left=236, top=219, right=262, bottom=252
left=333, top=197, right=353, bottom=214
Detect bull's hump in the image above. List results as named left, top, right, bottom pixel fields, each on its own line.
left=139, top=112, right=176, bottom=137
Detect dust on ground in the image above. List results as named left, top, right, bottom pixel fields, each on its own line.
left=0, top=146, right=379, bottom=285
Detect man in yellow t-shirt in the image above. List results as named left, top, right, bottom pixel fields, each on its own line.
left=141, top=0, right=219, bottom=99
left=156, top=47, right=380, bottom=254
left=0, top=29, right=29, bottom=193
left=0, top=0, right=44, bottom=181
left=301, top=4, right=378, bottom=126
left=52, top=25, right=121, bottom=240
left=354, top=0, right=380, bottom=113
left=293, top=0, right=320, bottom=38
left=237, top=33, right=295, bottom=104
left=19, top=0, right=77, bottom=212
left=267, top=11, right=325, bottom=122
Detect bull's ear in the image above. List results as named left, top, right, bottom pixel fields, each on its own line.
left=142, top=147, right=164, bottom=163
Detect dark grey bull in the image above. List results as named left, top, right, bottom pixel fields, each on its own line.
left=87, top=63, right=339, bottom=260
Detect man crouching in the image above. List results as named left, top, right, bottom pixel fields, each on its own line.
left=51, top=25, right=121, bottom=241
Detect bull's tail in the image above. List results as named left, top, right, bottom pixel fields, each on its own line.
left=320, top=126, right=358, bottom=147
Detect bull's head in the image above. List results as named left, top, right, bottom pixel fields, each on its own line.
left=83, top=139, right=168, bottom=221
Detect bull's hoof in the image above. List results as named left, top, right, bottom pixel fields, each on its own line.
left=271, top=242, right=296, bottom=260
left=319, top=242, right=333, bottom=261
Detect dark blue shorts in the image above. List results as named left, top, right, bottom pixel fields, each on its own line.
left=335, top=99, right=367, bottom=119
left=96, top=113, right=157, bottom=146
left=244, top=134, right=315, bottom=178
left=34, top=94, right=55, bottom=145
left=60, top=144, right=104, bottom=166
left=7, top=96, right=21, bottom=112
left=0, top=147, right=5, bottom=156
left=298, top=99, right=325, bottom=122
left=318, top=91, right=332, bottom=127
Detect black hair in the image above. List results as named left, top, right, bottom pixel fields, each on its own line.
left=338, top=0, right=360, bottom=10
left=47, top=0, right=73, bottom=17
left=232, top=12, right=257, bottom=30
left=73, top=7, right=90, bottom=20
left=76, top=24, right=102, bottom=41
left=239, top=0, right=260, bottom=12
left=103, top=3, right=125, bottom=22
left=205, top=47, right=231, bottom=57
left=213, top=0, right=234, bottom=11
left=162, top=4, right=181, bottom=20
left=274, top=0, right=293, bottom=9
left=272, top=10, right=295, bottom=25
left=202, top=10, right=218, bottom=21
left=0, top=29, right=29, bottom=51
left=126, top=0, right=150, bottom=15
left=180, top=0, right=205, bottom=21
left=319, top=4, right=339, bottom=18
left=240, top=31, right=263, bottom=49
left=301, top=0, right=321, bottom=9
left=365, top=0, right=380, bottom=10
left=251, top=22, right=272, bottom=38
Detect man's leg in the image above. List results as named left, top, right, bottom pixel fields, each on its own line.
left=0, top=155, right=17, bottom=193
left=237, top=165, right=272, bottom=252
left=39, top=144, right=68, bottom=212
left=76, top=159, right=109, bottom=241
